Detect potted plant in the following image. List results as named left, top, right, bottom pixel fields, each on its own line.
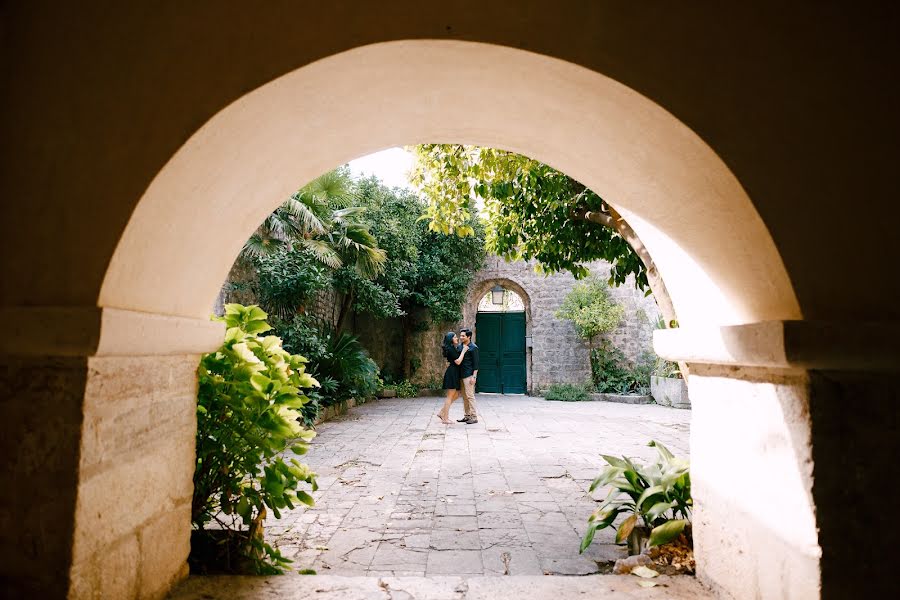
left=650, top=359, right=690, bottom=408
left=580, top=440, right=692, bottom=557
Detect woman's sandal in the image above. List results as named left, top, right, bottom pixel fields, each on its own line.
left=437, top=413, right=452, bottom=425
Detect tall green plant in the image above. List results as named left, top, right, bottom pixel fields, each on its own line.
left=255, top=248, right=329, bottom=319
left=555, top=278, right=624, bottom=347
left=580, top=441, right=692, bottom=554
left=193, top=304, right=319, bottom=573
left=317, top=330, right=380, bottom=403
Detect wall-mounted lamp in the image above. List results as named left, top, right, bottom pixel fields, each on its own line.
left=491, top=284, right=505, bottom=305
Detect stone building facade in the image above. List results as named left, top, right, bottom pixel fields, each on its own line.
left=354, top=256, right=659, bottom=393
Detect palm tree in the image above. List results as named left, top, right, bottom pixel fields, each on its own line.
left=227, top=168, right=386, bottom=326
left=241, top=169, right=385, bottom=275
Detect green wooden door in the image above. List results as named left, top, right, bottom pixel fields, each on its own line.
left=474, top=313, right=502, bottom=393
left=500, top=312, right=527, bottom=393
left=475, top=311, right=526, bottom=394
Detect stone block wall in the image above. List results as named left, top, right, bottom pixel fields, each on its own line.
left=215, top=254, right=660, bottom=394
left=355, top=256, right=660, bottom=393
left=70, top=355, right=198, bottom=600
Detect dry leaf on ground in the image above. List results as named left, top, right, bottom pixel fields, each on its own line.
left=631, top=565, right=660, bottom=578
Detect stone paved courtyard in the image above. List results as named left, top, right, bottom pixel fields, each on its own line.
left=267, top=395, right=691, bottom=577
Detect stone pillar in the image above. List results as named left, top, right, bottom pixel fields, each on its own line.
left=0, top=308, right=222, bottom=599
left=656, top=321, right=899, bottom=599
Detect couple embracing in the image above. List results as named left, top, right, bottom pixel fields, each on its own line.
left=437, top=329, right=479, bottom=425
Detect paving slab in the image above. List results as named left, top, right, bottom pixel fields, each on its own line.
left=170, top=574, right=713, bottom=599
left=257, top=395, right=690, bottom=580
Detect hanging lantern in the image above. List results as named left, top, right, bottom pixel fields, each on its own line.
left=491, top=284, right=505, bottom=305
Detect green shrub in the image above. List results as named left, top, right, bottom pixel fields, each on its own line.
left=272, top=315, right=379, bottom=408
left=555, top=278, right=624, bottom=344
left=316, top=331, right=380, bottom=404
left=255, top=249, right=329, bottom=319
left=544, top=383, right=591, bottom=402
left=193, top=304, right=319, bottom=573
left=395, top=380, right=420, bottom=398
left=580, top=440, right=692, bottom=554
left=590, top=341, right=632, bottom=393
left=272, top=314, right=330, bottom=363
left=591, top=341, right=654, bottom=395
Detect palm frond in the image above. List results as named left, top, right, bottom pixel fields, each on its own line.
left=303, top=169, right=357, bottom=208
left=331, top=206, right=368, bottom=226
left=280, top=195, right=327, bottom=236
left=241, top=233, right=286, bottom=259
left=342, top=223, right=380, bottom=248
left=353, top=246, right=387, bottom=278
left=298, top=238, right=343, bottom=269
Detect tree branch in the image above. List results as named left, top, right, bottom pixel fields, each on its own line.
left=571, top=200, right=687, bottom=379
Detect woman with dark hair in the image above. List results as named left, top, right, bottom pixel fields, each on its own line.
left=437, top=331, right=467, bottom=424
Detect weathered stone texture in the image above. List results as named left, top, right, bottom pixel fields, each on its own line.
left=69, top=355, right=199, bottom=600
left=358, top=257, right=659, bottom=392
left=688, top=365, right=820, bottom=600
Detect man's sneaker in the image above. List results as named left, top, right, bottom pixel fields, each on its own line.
left=457, top=417, right=469, bottom=422
left=465, top=417, right=478, bottom=424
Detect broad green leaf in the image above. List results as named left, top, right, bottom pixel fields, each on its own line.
left=636, top=485, right=666, bottom=511
left=648, top=519, right=688, bottom=547
left=646, top=501, right=676, bottom=523
left=580, top=523, right=598, bottom=553
left=600, top=455, right=629, bottom=469
left=295, top=490, right=315, bottom=506
left=245, top=321, right=273, bottom=335
left=250, top=373, right=271, bottom=392
left=649, top=440, right=674, bottom=462
left=247, top=305, right=268, bottom=321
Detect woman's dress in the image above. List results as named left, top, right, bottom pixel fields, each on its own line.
left=442, top=345, right=462, bottom=390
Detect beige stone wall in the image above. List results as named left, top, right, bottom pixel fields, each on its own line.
left=69, top=355, right=198, bottom=600
left=0, top=352, right=199, bottom=599
left=687, top=365, right=820, bottom=599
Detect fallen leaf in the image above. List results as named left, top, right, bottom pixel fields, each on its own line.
left=637, top=580, right=658, bottom=588
left=631, top=566, right=659, bottom=579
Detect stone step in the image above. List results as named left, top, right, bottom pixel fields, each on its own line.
left=169, top=574, right=712, bottom=600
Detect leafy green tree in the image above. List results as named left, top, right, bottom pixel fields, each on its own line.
left=331, top=177, right=421, bottom=330
left=255, top=248, right=330, bottom=319
left=230, top=168, right=386, bottom=325
left=240, top=167, right=385, bottom=279
left=338, top=176, right=486, bottom=374
left=410, top=145, right=677, bottom=328
left=555, top=278, right=624, bottom=347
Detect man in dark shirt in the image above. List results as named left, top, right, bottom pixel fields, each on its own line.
left=457, top=328, right=479, bottom=424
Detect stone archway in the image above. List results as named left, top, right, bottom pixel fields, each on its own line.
left=465, top=276, right=533, bottom=393
left=53, top=40, right=813, bottom=599
left=13, top=19, right=894, bottom=597
left=84, top=39, right=813, bottom=598
left=98, top=40, right=798, bottom=328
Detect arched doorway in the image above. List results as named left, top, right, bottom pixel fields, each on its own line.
left=91, top=39, right=810, bottom=599
left=5, top=32, right=844, bottom=599
left=475, top=286, right=527, bottom=394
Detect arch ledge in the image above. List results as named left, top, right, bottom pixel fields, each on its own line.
left=1, top=307, right=223, bottom=357
left=655, top=320, right=900, bottom=371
